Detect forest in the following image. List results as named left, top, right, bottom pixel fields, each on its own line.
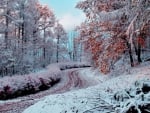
left=0, top=0, right=150, bottom=113
left=0, top=0, right=149, bottom=77
left=0, top=0, right=72, bottom=76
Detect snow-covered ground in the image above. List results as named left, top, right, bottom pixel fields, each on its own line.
left=0, top=62, right=95, bottom=113
left=23, top=62, right=150, bottom=113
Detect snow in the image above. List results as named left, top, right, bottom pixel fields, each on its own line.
left=0, top=66, right=60, bottom=100
left=0, top=98, right=21, bottom=104
left=0, top=62, right=90, bottom=100
left=23, top=62, right=150, bottom=113
left=98, top=8, right=125, bottom=22
left=113, top=78, right=150, bottom=113
left=23, top=69, right=101, bottom=113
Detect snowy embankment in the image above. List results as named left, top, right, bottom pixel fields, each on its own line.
left=23, top=62, right=150, bottom=113
left=0, top=62, right=91, bottom=100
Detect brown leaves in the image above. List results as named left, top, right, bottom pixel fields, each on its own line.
left=76, top=0, right=150, bottom=74
left=136, top=37, right=145, bottom=47
left=36, top=3, right=54, bottom=21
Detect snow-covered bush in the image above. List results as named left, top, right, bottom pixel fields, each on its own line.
left=58, top=62, right=91, bottom=70
left=113, top=79, right=150, bottom=113
left=0, top=62, right=90, bottom=100
left=0, top=69, right=61, bottom=100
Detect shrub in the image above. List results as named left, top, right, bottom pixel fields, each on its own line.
left=113, top=79, right=150, bottom=113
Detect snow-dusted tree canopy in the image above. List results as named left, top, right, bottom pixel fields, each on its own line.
left=0, top=0, right=69, bottom=76
left=76, top=0, right=150, bottom=73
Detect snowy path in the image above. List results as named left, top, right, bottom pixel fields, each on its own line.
left=0, top=68, right=97, bottom=113
left=23, top=63, right=150, bottom=113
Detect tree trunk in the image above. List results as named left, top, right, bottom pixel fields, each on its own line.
left=129, top=46, right=134, bottom=67
left=43, top=28, right=46, bottom=67
left=18, top=26, right=21, bottom=47
left=21, top=3, right=26, bottom=54
left=5, top=3, right=10, bottom=49
left=133, top=41, right=138, bottom=55
left=56, top=35, right=60, bottom=63
left=137, top=44, right=142, bottom=63
left=80, top=43, right=83, bottom=62
left=33, top=29, right=37, bottom=69
left=126, top=42, right=134, bottom=67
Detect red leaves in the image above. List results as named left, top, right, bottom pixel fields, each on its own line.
left=76, top=0, right=150, bottom=74
left=137, top=37, right=145, bottom=47
left=100, top=61, right=110, bottom=74
left=36, top=3, right=54, bottom=21
left=78, top=19, right=127, bottom=74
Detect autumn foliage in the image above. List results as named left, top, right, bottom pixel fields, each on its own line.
left=76, top=0, right=150, bottom=74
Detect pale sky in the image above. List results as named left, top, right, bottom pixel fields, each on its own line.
left=39, top=0, right=85, bottom=31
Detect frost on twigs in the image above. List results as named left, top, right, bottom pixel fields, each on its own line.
left=113, top=79, right=150, bottom=113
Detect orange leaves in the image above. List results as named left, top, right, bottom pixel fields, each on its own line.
left=86, top=38, right=102, bottom=52
left=113, top=40, right=126, bottom=53
left=36, top=3, right=54, bottom=20
left=79, top=19, right=127, bottom=74
left=84, top=38, right=102, bottom=67
left=98, top=39, right=125, bottom=74
left=100, top=61, right=110, bottom=74
left=76, top=0, right=150, bottom=74
left=136, top=37, right=145, bottom=47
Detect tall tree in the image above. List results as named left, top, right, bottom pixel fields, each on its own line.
left=54, top=22, right=68, bottom=63
left=37, top=4, right=55, bottom=67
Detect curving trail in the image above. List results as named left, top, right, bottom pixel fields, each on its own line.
left=0, top=68, right=97, bottom=113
